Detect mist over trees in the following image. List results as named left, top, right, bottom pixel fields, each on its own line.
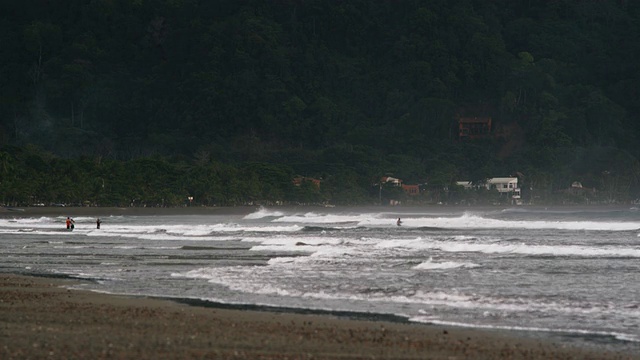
left=1, top=0, right=640, bottom=206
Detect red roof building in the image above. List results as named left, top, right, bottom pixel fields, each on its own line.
left=402, top=184, right=420, bottom=196
left=458, top=117, right=492, bottom=139
left=293, top=176, right=321, bottom=188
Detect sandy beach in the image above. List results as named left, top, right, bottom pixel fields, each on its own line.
left=0, top=274, right=635, bottom=359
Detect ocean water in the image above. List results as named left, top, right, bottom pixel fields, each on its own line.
left=1, top=205, right=639, bottom=354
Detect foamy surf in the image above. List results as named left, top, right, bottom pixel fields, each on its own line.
left=413, top=258, right=480, bottom=270
left=3, top=205, right=639, bottom=354
left=410, top=318, right=640, bottom=344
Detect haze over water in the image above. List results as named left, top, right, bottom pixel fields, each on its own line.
left=1, top=205, right=639, bottom=354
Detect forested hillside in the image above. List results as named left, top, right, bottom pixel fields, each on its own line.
left=1, top=0, right=639, bottom=206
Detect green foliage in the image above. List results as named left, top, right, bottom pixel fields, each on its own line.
left=1, top=1, right=640, bottom=205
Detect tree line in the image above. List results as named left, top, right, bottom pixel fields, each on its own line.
left=0, top=144, right=634, bottom=207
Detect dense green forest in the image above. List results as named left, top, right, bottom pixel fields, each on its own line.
left=1, top=0, right=640, bottom=206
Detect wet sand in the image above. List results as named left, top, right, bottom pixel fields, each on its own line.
left=0, top=274, right=635, bottom=359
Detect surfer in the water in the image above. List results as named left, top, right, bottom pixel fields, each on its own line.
left=396, top=218, right=402, bottom=226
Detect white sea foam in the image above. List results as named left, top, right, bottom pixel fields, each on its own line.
left=409, top=317, right=640, bottom=343
left=250, top=240, right=366, bottom=261
left=5, top=208, right=640, bottom=353
left=360, top=213, right=640, bottom=231
left=243, top=207, right=285, bottom=219
left=249, top=233, right=640, bottom=259
left=12, top=230, right=83, bottom=236
left=208, top=208, right=640, bottom=232
left=250, top=243, right=352, bottom=255
left=374, top=237, right=640, bottom=258
left=178, top=264, right=640, bottom=324
left=85, top=232, right=208, bottom=241
left=83, top=223, right=302, bottom=240
left=458, top=241, right=639, bottom=257
left=1, top=216, right=302, bottom=236
left=272, top=212, right=375, bottom=224
left=253, top=236, right=343, bottom=246
left=0, top=216, right=54, bottom=224
left=413, top=258, right=480, bottom=270
left=267, top=257, right=298, bottom=265
left=209, top=224, right=302, bottom=232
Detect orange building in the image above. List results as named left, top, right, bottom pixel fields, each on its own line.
left=293, top=176, right=321, bottom=188
left=458, top=117, right=492, bottom=139
left=401, top=184, right=420, bottom=196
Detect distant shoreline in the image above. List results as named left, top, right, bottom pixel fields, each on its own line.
left=2, top=203, right=637, bottom=218
left=0, top=206, right=258, bottom=218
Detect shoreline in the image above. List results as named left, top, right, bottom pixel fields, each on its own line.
left=1, top=203, right=638, bottom=219
left=1, top=272, right=635, bottom=359
left=0, top=205, right=258, bottom=218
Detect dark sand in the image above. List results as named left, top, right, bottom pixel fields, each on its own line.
left=0, top=274, right=636, bottom=359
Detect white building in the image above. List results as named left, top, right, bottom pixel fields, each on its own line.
left=455, top=181, right=474, bottom=190
left=381, top=176, right=402, bottom=186
left=457, top=177, right=521, bottom=203
left=486, top=177, right=519, bottom=194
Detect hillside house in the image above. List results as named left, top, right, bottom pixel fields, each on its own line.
left=486, top=177, right=518, bottom=194
left=381, top=176, right=402, bottom=186
left=401, top=184, right=420, bottom=196
left=561, top=181, right=596, bottom=198
left=293, top=176, right=321, bottom=188
left=458, top=117, right=492, bottom=139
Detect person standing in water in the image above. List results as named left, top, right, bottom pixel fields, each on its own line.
left=96, top=218, right=101, bottom=229
left=66, top=217, right=71, bottom=229
left=396, top=218, right=402, bottom=226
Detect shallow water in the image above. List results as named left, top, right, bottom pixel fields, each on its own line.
left=1, top=205, right=639, bottom=354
